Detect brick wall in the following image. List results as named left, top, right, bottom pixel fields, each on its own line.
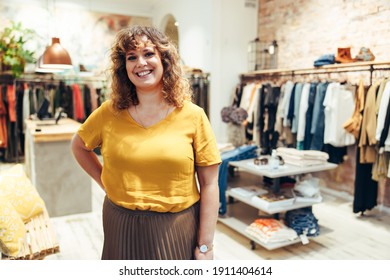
left=257, top=0, right=390, bottom=208
left=258, top=0, right=390, bottom=69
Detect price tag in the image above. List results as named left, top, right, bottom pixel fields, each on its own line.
left=300, top=233, right=309, bottom=245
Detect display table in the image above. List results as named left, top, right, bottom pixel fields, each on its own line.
left=24, top=118, right=92, bottom=217
left=219, top=159, right=337, bottom=250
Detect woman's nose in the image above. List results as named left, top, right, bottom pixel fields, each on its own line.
left=137, top=57, right=147, bottom=67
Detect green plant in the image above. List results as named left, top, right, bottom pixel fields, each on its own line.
left=0, top=21, right=36, bottom=77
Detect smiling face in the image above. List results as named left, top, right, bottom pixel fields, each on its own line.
left=125, top=36, right=164, bottom=93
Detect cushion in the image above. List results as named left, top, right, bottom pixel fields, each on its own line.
left=0, top=164, right=45, bottom=222
left=0, top=197, right=27, bottom=257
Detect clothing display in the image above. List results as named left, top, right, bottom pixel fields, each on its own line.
left=235, top=80, right=355, bottom=163
left=234, top=71, right=390, bottom=219
left=0, top=77, right=107, bottom=163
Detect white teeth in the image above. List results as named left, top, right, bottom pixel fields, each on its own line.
left=137, top=70, right=152, bottom=77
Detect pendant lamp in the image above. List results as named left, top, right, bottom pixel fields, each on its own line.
left=40, top=37, right=73, bottom=70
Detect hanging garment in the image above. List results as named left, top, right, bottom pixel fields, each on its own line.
left=310, top=82, right=329, bottom=150
left=290, top=82, right=303, bottom=134
left=0, top=88, right=8, bottom=149
left=353, top=146, right=378, bottom=214
left=72, top=84, right=85, bottom=122
left=6, top=85, right=16, bottom=122
left=303, top=83, right=318, bottom=150
left=344, top=79, right=365, bottom=140
left=359, top=80, right=381, bottom=163
left=323, top=83, right=356, bottom=147
left=296, top=83, right=311, bottom=147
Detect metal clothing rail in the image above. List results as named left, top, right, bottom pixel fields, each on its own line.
left=16, top=73, right=107, bottom=84
left=240, top=61, right=390, bottom=84
left=185, top=72, right=210, bottom=80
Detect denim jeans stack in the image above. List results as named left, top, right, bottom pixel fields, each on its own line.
left=284, top=207, right=320, bottom=237
left=218, top=145, right=258, bottom=215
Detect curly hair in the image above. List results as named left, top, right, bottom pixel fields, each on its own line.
left=109, top=25, right=192, bottom=111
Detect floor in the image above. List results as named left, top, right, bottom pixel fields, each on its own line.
left=40, top=170, right=390, bottom=260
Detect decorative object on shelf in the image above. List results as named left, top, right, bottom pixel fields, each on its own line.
left=0, top=21, right=36, bottom=78
left=355, top=47, right=375, bottom=62
left=335, top=47, right=357, bottom=64
left=221, top=106, right=248, bottom=147
left=247, top=38, right=278, bottom=71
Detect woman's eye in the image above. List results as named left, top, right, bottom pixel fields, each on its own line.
left=127, top=56, right=137, bottom=61
left=145, top=52, right=155, bottom=57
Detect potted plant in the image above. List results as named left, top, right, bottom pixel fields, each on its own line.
left=0, top=21, right=36, bottom=78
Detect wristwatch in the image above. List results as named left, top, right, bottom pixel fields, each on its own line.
left=199, top=244, right=213, bottom=253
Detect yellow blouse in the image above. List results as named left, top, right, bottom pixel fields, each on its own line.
left=77, top=100, right=221, bottom=212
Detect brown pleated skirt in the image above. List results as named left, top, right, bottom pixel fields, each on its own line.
left=101, top=196, right=200, bottom=260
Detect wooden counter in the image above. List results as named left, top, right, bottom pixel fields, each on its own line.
left=25, top=118, right=92, bottom=217
left=25, top=118, right=82, bottom=143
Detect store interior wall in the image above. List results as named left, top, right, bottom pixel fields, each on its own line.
left=257, top=0, right=390, bottom=207
left=258, top=0, right=390, bottom=69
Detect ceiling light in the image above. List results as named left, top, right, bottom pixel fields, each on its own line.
left=40, top=37, right=73, bottom=69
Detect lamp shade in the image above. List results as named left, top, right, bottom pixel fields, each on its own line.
left=35, top=54, right=66, bottom=73
left=40, top=37, right=73, bottom=69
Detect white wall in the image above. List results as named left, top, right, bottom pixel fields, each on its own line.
left=211, top=0, right=258, bottom=142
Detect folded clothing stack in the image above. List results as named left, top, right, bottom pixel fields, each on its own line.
left=245, top=218, right=298, bottom=244
left=285, top=207, right=320, bottom=237
left=313, top=54, right=335, bottom=67
left=293, top=174, right=323, bottom=202
left=276, top=147, right=329, bottom=166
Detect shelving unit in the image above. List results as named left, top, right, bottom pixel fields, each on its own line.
left=218, top=159, right=337, bottom=250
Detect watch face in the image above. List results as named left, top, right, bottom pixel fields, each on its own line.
left=199, top=244, right=208, bottom=253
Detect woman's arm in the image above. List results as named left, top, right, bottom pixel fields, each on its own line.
left=71, top=134, right=104, bottom=191
left=194, top=164, right=220, bottom=260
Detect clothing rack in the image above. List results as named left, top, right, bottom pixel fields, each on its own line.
left=241, top=61, right=390, bottom=84
left=185, top=71, right=210, bottom=80
left=185, top=71, right=210, bottom=117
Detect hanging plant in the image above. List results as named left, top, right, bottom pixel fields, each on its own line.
left=0, top=21, right=36, bottom=78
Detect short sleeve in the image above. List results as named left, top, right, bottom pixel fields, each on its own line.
left=77, top=103, right=104, bottom=150
left=193, top=108, right=222, bottom=166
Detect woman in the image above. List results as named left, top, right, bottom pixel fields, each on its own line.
left=71, top=25, right=221, bottom=260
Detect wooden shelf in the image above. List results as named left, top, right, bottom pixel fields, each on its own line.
left=229, top=159, right=337, bottom=179
left=226, top=189, right=320, bottom=215
left=241, top=60, right=390, bottom=77
left=218, top=201, right=329, bottom=250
